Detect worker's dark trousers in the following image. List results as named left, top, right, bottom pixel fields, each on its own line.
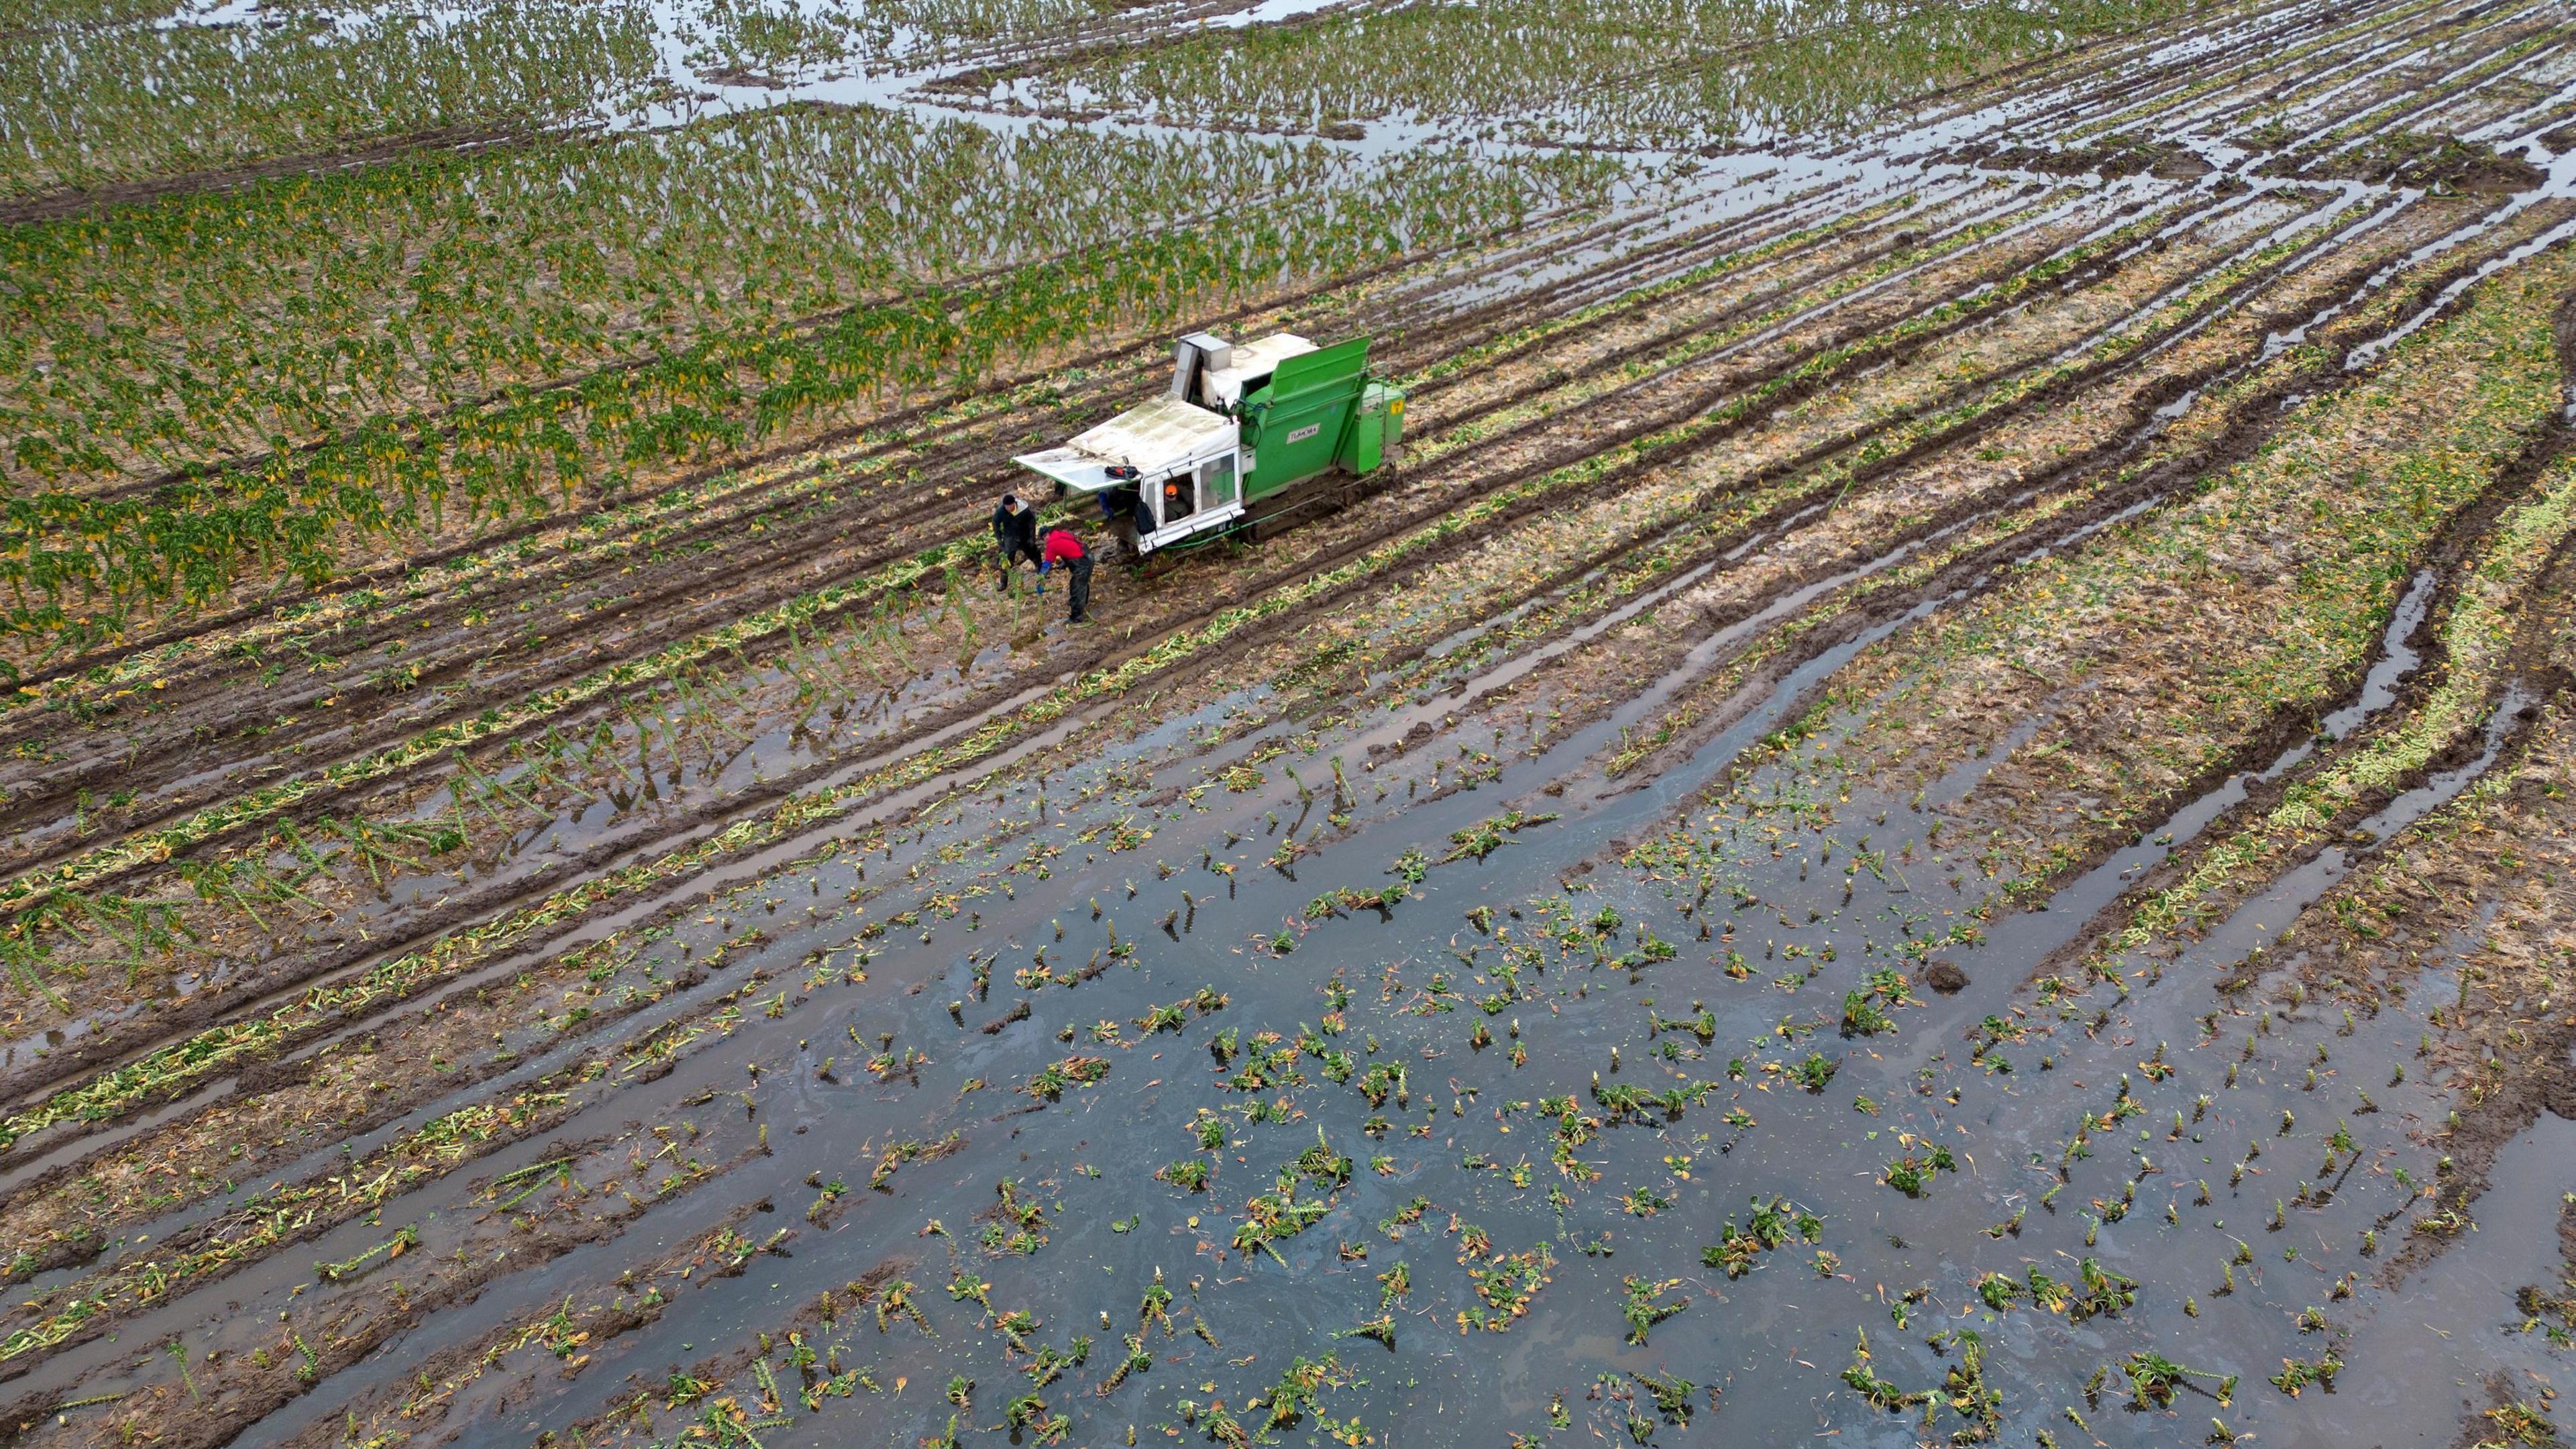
left=996, top=539, right=1039, bottom=586
left=1067, top=554, right=1093, bottom=621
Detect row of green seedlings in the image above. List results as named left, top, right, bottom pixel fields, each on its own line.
left=19, top=522, right=1054, bottom=947
left=0, top=0, right=662, bottom=199
left=7, top=611, right=942, bottom=996
left=1015, top=0, right=2211, bottom=152
left=0, top=848, right=799, bottom=1165
left=11, top=1085, right=763, bottom=1377
left=0, top=150, right=1611, bottom=650
left=5, top=106, right=1580, bottom=491
left=0, top=722, right=668, bottom=1000
left=0, top=1077, right=585, bottom=1360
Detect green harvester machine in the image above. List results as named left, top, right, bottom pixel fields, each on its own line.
left=1013, top=331, right=1404, bottom=557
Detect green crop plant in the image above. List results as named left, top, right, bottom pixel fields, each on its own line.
left=1460, top=1245, right=1554, bottom=1332
left=1617, top=1276, right=1688, bottom=1344
left=2268, top=1351, right=2341, bottom=1397
left=1842, top=1327, right=1927, bottom=1411
left=1702, top=1195, right=1821, bottom=1278
left=1232, top=1182, right=1329, bottom=1265
left=1937, top=1330, right=2000, bottom=1440
left=1881, top=1144, right=1956, bottom=1197
left=1630, top=1368, right=1695, bottom=1427
left=1442, top=808, right=1560, bottom=863
left=2066, top=1258, right=2139, bottom=1322
left=2122, top=1352, right=2234, bottom=1409
left=1338, top=1313, right=1396, bottom=1348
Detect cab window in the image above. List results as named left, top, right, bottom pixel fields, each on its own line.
left=1199, top=454, right=1237, bottom=508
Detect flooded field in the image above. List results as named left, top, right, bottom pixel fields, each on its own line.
left=5, top=0, right=2576, bottom=1444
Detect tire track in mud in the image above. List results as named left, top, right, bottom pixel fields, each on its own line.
left=0, top=123, right=539, bottom=229
left=2061, top=0, right=2528, bottom=143
left=1244, top=193, right=2505, bottom=817
left=2026, top=328, right=2576, bottom=998
left=0, top=1118, right=775, bottom=1438
left=0, top=181, right=1938, bottom=861
left=2288, top=17, right=2574, bottom=165
left=1886, top=523, right=2576, bottom=1332
left=1894, top=0, right=2455, bottom=157
left=1739, top=232, right=2576, bottom=976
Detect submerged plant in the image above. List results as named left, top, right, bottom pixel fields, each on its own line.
left=1618, top=1277, right=1688, bottom=1345
left=1842, top=1328, right=1927, bottom=1411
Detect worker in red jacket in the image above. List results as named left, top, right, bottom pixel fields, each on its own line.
left=1039, top=526, right=1093, bottom=624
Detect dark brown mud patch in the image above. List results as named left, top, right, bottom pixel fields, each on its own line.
left=2256, top=130, right=2546, bottom=193
left=1944, top=135, right=2211, bottom=180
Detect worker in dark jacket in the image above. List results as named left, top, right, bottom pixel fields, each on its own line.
left=990, top=493, right=1040, bottom=590
left=1039, top=526, right=1093, bottom=624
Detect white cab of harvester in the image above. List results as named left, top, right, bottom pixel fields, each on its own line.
left=1012, top=331, right=1314, bottom=555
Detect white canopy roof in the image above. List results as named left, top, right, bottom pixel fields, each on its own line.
left=1014, top=394, right=1236, bottom=494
